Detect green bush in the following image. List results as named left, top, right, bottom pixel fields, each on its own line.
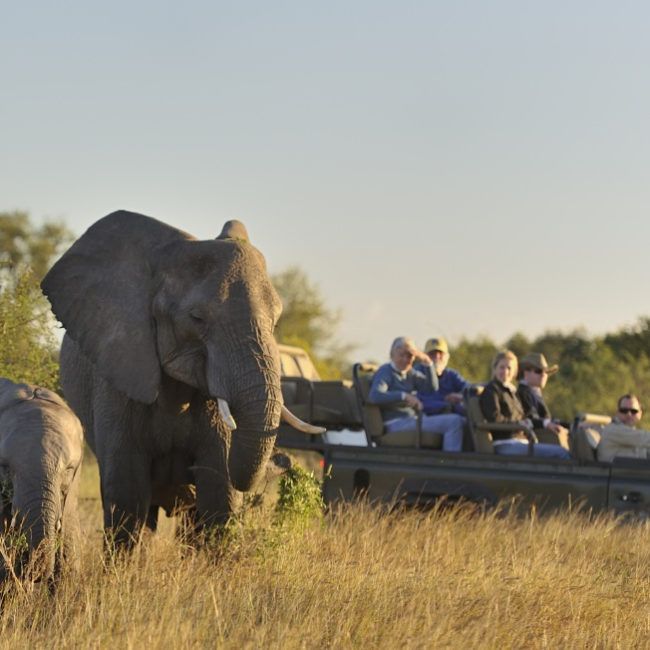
left=0, top=269, right=59, bottom=390
left=274, top=465, right=324, bottom=528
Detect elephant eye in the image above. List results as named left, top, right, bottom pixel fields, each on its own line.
left=61, top=466, right=76, bottom=495
left=189, top=311, right=205, bottom=325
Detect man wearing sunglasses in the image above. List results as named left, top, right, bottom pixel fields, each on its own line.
left=516, top=352, right=570, bottom=449
left=597, top=394, right=650, bottom=462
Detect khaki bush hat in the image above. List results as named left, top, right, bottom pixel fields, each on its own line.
left=520, top=352, right=559, bottom=375
left=424, top=337, right=449, bottom=355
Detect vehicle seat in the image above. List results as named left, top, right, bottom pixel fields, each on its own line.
left=281, top=376, right=361, bottom=428
left=463, top=385, right=494, bottom=453
left=463, top=384, right=539, bottom=455
left=352, top=363, right=443, bottom=449
left=571, top=413, right=612, bottom=462
left=281, top=377, right=313, bottom=423
left=312, top=380, right=362, bottom=427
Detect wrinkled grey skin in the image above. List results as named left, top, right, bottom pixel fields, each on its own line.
left=41, top=211, right=283, bottom=546
left=0, top=378, right=83, bottom=582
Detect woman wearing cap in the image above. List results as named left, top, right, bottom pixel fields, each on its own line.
left=479, top=350, right=571, bottom=459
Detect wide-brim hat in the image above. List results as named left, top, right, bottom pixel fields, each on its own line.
left=520, top=352, right=559, bottom=375
left=424, top=337, right=449, bottom=355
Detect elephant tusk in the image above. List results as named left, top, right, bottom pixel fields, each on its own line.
left=281, top=405, right=326, bottom=435
left=218, top=398, right=237, bottom=430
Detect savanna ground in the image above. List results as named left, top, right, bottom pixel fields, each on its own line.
left=2, top=452, right=650, bottom=649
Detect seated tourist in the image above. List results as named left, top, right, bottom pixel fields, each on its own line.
left=416, top=337, right=470, bottom=416
left=479, top=350, right=570, bottom=459
left=597, top=394, right=650, bottom=462
left=368, top=336, right=463, bottom=452
left=517, top=352, right=569, bottom=450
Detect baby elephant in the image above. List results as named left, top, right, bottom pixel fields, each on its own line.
left=0, top=378, right=83, bottom=583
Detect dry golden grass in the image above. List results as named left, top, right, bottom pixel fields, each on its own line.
left=2, top=455, right=650, bottom=649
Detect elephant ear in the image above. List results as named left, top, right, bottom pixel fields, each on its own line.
left=41, top=210, right=195, bottom=404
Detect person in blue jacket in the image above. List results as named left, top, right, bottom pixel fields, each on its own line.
left=368, top=336, right=463, bottom=452
left=416, top=337, right=470, bottom=416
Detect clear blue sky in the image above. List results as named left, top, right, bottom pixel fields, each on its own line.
left=3, top=2, right=649, bottom=362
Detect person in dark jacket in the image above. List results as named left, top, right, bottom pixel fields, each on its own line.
left=479, top=350, right=570, bottom=459
left=516, top=352, right=569, bottom=449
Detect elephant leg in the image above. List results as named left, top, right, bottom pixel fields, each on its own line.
left=99, top=452, right=152, bottom=549
left=145, top=506, right=159, bottom=532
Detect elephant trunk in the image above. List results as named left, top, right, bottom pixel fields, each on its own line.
left=223, top=344, right=282, bottom=492
left=229, top=425, right=278, bottom=491
left=12, top=486, right=61, bottom=581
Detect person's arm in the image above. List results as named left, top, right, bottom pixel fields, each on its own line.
left=413, top=363, right=439, bottom=393
left=444, top=370, right=469, bottom=405
left=368, top=366, right=406, bottom=405
left=450, top=370, right=470, bottom=393
left=417, top=392, right=450, bottom=415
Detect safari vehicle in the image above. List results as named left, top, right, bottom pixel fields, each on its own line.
left=277, top=352, right=650, bottom=517
left=277, top=344, right=363, bottom=449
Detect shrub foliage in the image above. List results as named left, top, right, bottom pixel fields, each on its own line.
left=0, top=270, right=60, bottom=389
left=275, top=465, right=324, bottom=528
left=0, top=211, right=72, bottom=390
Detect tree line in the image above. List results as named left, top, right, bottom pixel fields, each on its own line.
left=1, top=210, right=648, bottom=424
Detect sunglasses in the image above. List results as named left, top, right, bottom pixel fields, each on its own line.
left=619, top=408, right=640, bottom=415
left=532, top=368, right=547, bottom=375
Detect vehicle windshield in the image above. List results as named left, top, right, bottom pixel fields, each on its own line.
left=278, top=345, right=321, bottom=380
left=296, top=355, right=320, bottom=381
left=280, top=352, right=302, bottom=378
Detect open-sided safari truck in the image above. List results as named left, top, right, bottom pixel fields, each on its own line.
left=277, top=350, right=650, bottom=517
left=276, top=344, right=363, bottom=449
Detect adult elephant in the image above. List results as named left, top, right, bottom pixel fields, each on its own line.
left=41, top=211, right=320, bottom=546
